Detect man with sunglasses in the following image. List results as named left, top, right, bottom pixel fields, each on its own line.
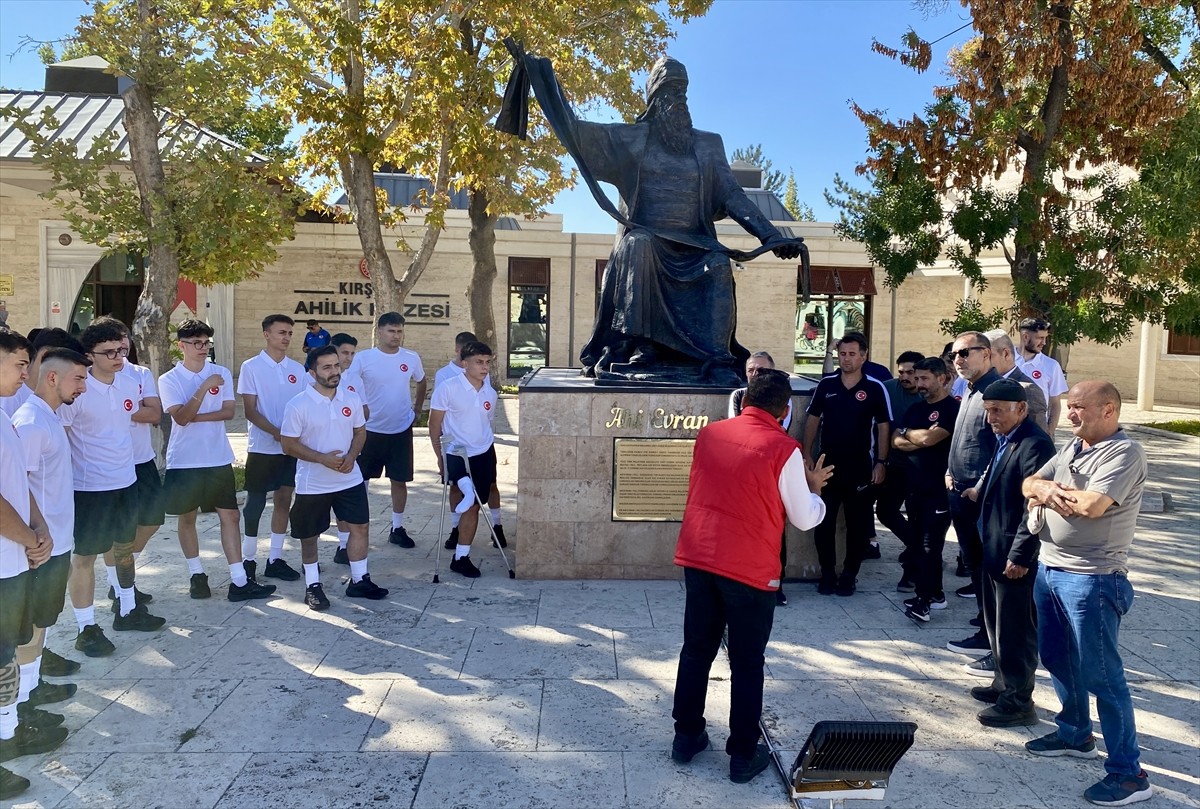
left=59, top=321, right=166, bottom=659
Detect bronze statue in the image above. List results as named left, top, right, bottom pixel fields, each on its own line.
left=498, top=41, right=807, bottom=387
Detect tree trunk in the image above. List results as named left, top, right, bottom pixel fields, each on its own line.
left=341, top=151, right=400, bottom=320
left=466, top=186, right=499, bottom=378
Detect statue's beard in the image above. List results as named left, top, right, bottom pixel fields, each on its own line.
left=655, top=104, right=694, bottom=154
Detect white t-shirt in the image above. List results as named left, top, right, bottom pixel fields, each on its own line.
left=280, top=385, right=366, bottom=495
left=12, top=395, right=74, bottom=556
left=58, top=370, right=139, bottom=491
left=350, top=347, right=424, bottom=434
left=237, top=350, right=308, bottom=455
left=121, top=362, right=159, bottom=464
left=159, top=361, right=236, bottom=470
left=0, top=411, right=32, bottom=578
left=430, top=372, right=497, bottom=458
left=1016, top=351, right=1069, bottom=413
left=339, top=366, right=365, bottom=400
left=435, top=360, right=491, bottom=389
left=0, top=384, right=32, bottom=419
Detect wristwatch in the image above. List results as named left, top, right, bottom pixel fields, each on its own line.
left=897, top=428, right=909, bottom=437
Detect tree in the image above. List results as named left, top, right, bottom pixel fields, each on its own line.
left=6, top=0, right=298, bottom=379
left=827, top=0, right=1197, bottom=348
left=730, top=143, right=784, bottom=194
left=783, top=169, right=814, bottom=221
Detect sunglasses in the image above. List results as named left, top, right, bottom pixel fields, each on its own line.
left=950, top=346, right=987, bottom=359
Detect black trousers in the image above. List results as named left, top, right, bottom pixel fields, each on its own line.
left=948, top=486, right=985, bottom=619
left=673, top=567, right=776, bottom=758
left=814, top=474, right=874, bottom=583
left=875, top=465, right=912, bottom=554
left=981, top=564, right=1039, bottom=712
left=905, top=490, right=952, bottom=600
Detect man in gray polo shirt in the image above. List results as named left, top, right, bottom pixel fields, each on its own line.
left=1021, top=380, right=1152, bottom=807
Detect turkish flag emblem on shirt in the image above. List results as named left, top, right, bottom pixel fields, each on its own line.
left=483, top=401, right=492, bottom=411
left=288, top=374, right=297, bottom=383
left=123, top=399, right=134, bottom=411
left=1032, top=369, right=1042, bottom=379
left=347, top=385, right=356, bottom=392
left=341, top=406, right=352, bottom=417
left=855, top=391, right=867, bottom=401
left=400, top=363, right=409, bottom=373
left=929, top=411, right=939, bottom=422
left=209, top=387, right=220, bottom=395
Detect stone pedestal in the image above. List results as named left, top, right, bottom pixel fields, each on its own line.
left=516, top=368, right=827, bottom=580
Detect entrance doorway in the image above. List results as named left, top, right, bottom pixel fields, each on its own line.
left=69, top=252, right=145, bottom=333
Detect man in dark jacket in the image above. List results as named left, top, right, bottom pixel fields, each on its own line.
left=964, top=379, right=1056, bottom=727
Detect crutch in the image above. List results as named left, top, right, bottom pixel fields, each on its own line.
left=432, top=449, right=452, bottom=584
left=447, top=443, right=515, bottom=579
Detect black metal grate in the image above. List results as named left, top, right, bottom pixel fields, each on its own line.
left=791, top=720, right=918, bottom=784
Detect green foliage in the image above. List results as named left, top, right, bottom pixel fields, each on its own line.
left=783, top=170, right=814, bottom=221
left=1144, top=420, right=1200, bottom=436
left=730, top=143, right=784, bottom=195
left=36, top=38, right=92, bottom=65
left=937, top=297, right=1009, bottom=338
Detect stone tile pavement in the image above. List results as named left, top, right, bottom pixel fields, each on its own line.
left=5, top=402, right=1198, bottom=808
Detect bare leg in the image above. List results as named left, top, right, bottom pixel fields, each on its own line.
left=68, top=554, right=98, bottom=610
left=300, top=537, right=318, bottom=565
left=390, top=480, right=407, bottom=513
left=488, top=483, right=500, bottom=509
left=270, top=487, right=293, bottom=534
left=457, top=503, right=479, bottom=547
left=176, top=511, right=200, bottom=560
left=215, top=507, right=243, bottom=565
left=14, top=627, right=47, bottom=666
left=112, top=541, right=136, bottom=589
left=347, top=523, right=369, bottom=561
left=133, top=524, right=157, bottom=553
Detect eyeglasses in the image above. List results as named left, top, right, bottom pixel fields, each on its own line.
left=181, top=340, right=214, bottom=350
left=950, top=346, right=987, bottom=360
left=91, top=347, right=129, bottom=360
left=745, top=366, right=773, bottom=376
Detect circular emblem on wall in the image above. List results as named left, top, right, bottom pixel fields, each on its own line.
left=58, top=233, right=72, bottom=246
left=929, top=411, right=939, bottom=422
left=400, top=363, right=409, bottom=373
left=855, top=391, right=867, bottom=401
left=483, top=401, right=492, bottom=411
left=1032, top=369, right=1042, bottom=379
left=123, top=399, right=133, bottom=411
left=209, top=387, right=220, bottom=395
left=359, top=258, right=370, bottom=279
left=288, top=374, right=297, bottom=384
left=341, top=406, right=352, bottom=417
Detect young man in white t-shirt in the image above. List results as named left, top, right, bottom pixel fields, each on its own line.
left=1015, top=317, right=1069, bottom=431
left=59, top=321, right=166, bottom=657
left=436, top=331, right=508, bottom=552
left=0, top=330, right=64, bottom=771
left=160, top=320, right=275, bottom=603
left=281, top=346, right=387, bottom=608
left=11, top=348, right=89, bottom=732
left=237, top=314, right=306, bottom=584
left=328, top=333, right=366, bottom=565
left=348, top=312, right=426, bottom=548
left=428, top=341, right=498, bottom=579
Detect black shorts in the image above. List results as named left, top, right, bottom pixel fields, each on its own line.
left=74, top=484, right=138, bottom=556
left=164, top=465, right=239, bottom=515
left=290, top=482, right=370, bottom=539
left=135, top=460, right=165, bottom=527
left=358, top=428, right=414, bottom=482
left=0, top=570, right=33, bottom=664
left=244, top=452, right=297, bottom=493
left=446, top=445, right=497, bottom=502
left=29, top=551, right=71, bottom=629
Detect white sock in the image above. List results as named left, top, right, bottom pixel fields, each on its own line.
left=17, top=662, right=37, bottom=705
left=455, top=478, right=475, bottom=513
left=337, top=531, right=350, bottom=549
left=119, top=586, right=136, bottom=617
left=0, top=706, right=16, bottom=740
left=303, top=562, right=320, bottom=586
left=74, top=606, right=95, bottom=632
left=391, top=512, right=403, bottom=529
left=455, top=544, right=471, bottom=560
left=186, top=556, right=205, bottom=575
left=106, top=565, right=120, bottom=590
left=269, top=533, right=286, bottom=562
left=242, top=535, right=257, bottom=562
left=229, top=563, right=248, bottom=587
left=450, top=512, right=461, bottom=529
left=349, top=558, right=368, bottom=583
left=32, top=653, right=42, bottom=681
left=490, top=507, right=502, bottom=525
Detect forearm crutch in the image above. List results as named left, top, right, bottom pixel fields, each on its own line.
left=449, top=443, right=515, bottom=579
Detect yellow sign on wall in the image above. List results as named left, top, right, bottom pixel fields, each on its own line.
left=0, top=275, right=13, bottom=296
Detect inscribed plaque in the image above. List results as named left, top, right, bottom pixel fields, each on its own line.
left=612, top=438, right=694, bottom=521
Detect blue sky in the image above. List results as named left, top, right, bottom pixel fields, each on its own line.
left=0, top=0, right=974, bottom=234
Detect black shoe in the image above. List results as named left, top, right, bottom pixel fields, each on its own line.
left=905, top=600, right=931, bottom=623
left=333, top=547, right=349, bottom=565
left=388, top=526, right=415, bottom=548
left=947, top=633, right=990, bottom=654
left=835, top=577, right=856, bottom=597
left=243, top=559, right=259, bottom=583
left=40, top=647, right=80, bottom=677
left=27, top=680, right=77, bottom=707
left=449, top=555, right=481, bottom=579
left=491, top=524, right=508, bottom=549
left=817, top=577, right=836, bottom=596
left=190, top=573, right=211, bottom=599
left=1025, top=731, right=1099, bottom=759
left=864, top=542, right=882, bottom=560
left=729, top=743, right=771, bottom=784
left=964, top=652, right=995, bottom=677
left=345, top=573, right=389, bottom=600
left=74, top=624, right=115, bottom=658
left=955, top=554, right=968, bottom=577
left=903, top=595, right=947, bottom=611
left=977, top=703, right=1039, bottom=727
left=896, top=576, right=916, bottom=593
left=956, top=582, right=976, bottom=598
left=17, top=703, right=64, bottom=729
left=107, top=585, right=153, bottom=605
left=969, top=615, right=983, bottom=628
left=0, top=723, right=69, bottom=763
left=776, top=588, right=787, bottom=607
left=0, top=766, right=30, bottom=800
left=305, top=583, right=331, bottom=611
left=113, top=603, right=167, bottom=632
left=444, top=526, right=460, bottom=550
left=671, top=729, right=709, bottom=763
left=970, top=685, right=1001, bottom=704
left=227, top=579, right=277, bottom=602
left=263, top=558, right=301, bottom=581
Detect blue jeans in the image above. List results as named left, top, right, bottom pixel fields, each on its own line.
left=1034, top=565, right=1141, bottom=776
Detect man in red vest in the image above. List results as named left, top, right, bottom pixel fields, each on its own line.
left=671, top=370, right=832, bottom=783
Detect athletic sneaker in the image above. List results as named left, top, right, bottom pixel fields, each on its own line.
left=26, top=680, right=77, bottom=707
left=776, top=587, right=788, bottom=607
left=896, top=576, right=916, bottom=593
left=243, top=559, right=259, bottom=583
left=449, top=555, right=481, bottom=579
left=491, top=524, right=508, bottom=549
left=1083, top=771, right=1153, bottom=806
left=345, top=574, right=389, bottom=600
left=444, top=526, right=460, bottom=550
left=947, top=633, right=990, bottom=654
left=835, top=578, right=856, bottom=597
left=0, top=723, right=68, bottom=764
left=107, top=585, right=153, bottom=605
left=977, top=703, right=1038, bottom=727
left=264, top=558, right=301, bottom=581
left=729, top=743, right=771, bottom=784
left=0, top=766, right=30, bottom=800
left=40, top=648, right=81, bottom=677
left=17, top=703, right=64, bottom=729
left=956, top=582, right=977, bottom=598
left=333, top=547, right=349, bottom=565
left=863, top=542, right=882, bottom=560
left=74, top=624, right=116, bottom=658
left=389, top=526, right=415, bottom=548
left=227, top=579, right=277, bottom=602
left=964, top=653, right=995, bottom=677
left=190, top=573, right=211, bottom=599
left=1024, top=731, right=1099, bottom=759
left=113, top=604, right=167, bottom=632
left=905, top=599, right=931, bottom=623
left=904, top=595, right=947, bottom=610
left=671, top=729, right=709, bottom=763
left=817, top=577, right=836, bottom=596
left=305, top=583, right=331, bottom=611
left=969, top=616, right=983, bottom=628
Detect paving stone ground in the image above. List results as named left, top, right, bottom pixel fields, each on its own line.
left=6, top=399, right=1198, bottom=808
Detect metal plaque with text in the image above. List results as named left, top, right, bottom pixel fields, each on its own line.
left=612, top=438, right=695, bottom=521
